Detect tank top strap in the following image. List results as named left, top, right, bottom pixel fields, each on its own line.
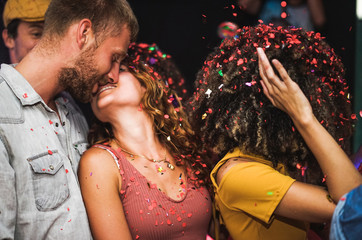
left=92, top=143, right=123, bottom=169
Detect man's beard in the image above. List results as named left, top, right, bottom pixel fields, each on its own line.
left=58, top=47, right=108, bottom=103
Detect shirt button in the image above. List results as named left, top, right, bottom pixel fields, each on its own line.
left=55, top=123, right=59, bottom=127
left=49, top=165, right=54, bottom=170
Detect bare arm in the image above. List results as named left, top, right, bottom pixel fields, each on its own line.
left=217, top=158, right=335, bottom=223
left=79, top=148, right=132, bottom=240
left=257, top=47, right=362, bottom=202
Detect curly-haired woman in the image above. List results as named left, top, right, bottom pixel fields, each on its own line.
left=190, top=24, right=355, bottom=240
left=78, top=50, right=211, bottom=239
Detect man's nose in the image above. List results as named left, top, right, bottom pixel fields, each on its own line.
left=107, top=62, right=120, bottom=84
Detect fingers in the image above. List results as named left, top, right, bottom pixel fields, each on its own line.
left=260, top=80, right=275, bottom=106
left=257, top=48, right=280, bottom=86
left=257, top=48, right=274, bottom=94
left=270, top=59, right=293, bottom=87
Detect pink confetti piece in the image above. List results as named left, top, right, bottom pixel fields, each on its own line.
left=48, top=150, right=53, bottom=155
left=22, top=93, right=28, bottom=98
left=138, top=104, right=143, bottom=111
left=49, top=120, right=53, bottom=125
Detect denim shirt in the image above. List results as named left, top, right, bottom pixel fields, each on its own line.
left=0, top=64, right=92, bottom=239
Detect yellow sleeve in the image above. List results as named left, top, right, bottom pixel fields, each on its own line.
left=217, top=161, right=295, bottom=224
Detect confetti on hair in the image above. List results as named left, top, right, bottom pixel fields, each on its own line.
left=205, top=89, right=212, bottom=98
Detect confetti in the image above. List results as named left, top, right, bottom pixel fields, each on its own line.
left=205, top=89, right=212, bottom=98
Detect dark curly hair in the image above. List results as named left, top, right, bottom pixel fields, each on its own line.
left=88, top=50, right=210, bottom=188
left=127, top=42, right=188, bottom=100
left=190, top=24, right=354, bottom=184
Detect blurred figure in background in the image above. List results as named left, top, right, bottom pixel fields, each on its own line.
left=2, top=0, right=50, bottom=64
left=238, top=0, right=326, bottom=31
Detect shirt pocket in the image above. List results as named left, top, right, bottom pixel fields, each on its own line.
left=27, top=150, right=70, bottom=211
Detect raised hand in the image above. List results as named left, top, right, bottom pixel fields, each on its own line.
left=257, top=47, right=313, bottom=125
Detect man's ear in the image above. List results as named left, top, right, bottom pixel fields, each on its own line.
left=76, top=19, right=94, bottom=49
left=2, top=29, right=15, bottom=49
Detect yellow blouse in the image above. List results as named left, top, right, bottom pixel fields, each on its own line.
left=210, top=148, right=308, bottom=240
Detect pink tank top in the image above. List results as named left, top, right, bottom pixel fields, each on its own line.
left=93, top=144, right=212, bottom=240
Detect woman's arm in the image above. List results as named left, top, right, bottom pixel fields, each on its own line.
left=78, top=148, right=132, bottom=240
left=257, top=47, right=362, bottom=202
left=217, top=158, right=335, bottom=223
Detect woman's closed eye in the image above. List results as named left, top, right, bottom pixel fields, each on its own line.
left=119, top=64, right=129, bottom=72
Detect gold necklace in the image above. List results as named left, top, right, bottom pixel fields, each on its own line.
left=113, top=138, right=175, bottom=171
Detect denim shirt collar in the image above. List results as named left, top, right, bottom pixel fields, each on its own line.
left=1, top=64, right=45, bottom=106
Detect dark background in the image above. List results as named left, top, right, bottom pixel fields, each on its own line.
left=128, top=0, right=357, bottom=96
left=0, top=0, right=357, bottom=95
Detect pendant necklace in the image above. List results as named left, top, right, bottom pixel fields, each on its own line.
left=113, top=138, right=175, bottom=171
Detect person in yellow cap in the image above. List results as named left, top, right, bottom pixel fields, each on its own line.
left=2, top=0, right=50, bottom=63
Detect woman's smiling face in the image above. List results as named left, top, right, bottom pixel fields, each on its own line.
left=91, top=64, right=146, bottom=122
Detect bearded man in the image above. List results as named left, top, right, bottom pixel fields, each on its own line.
left=0, top=0, right=138, bottom=239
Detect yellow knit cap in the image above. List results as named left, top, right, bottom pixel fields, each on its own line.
left=3, top=0, right=51, bottom=27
